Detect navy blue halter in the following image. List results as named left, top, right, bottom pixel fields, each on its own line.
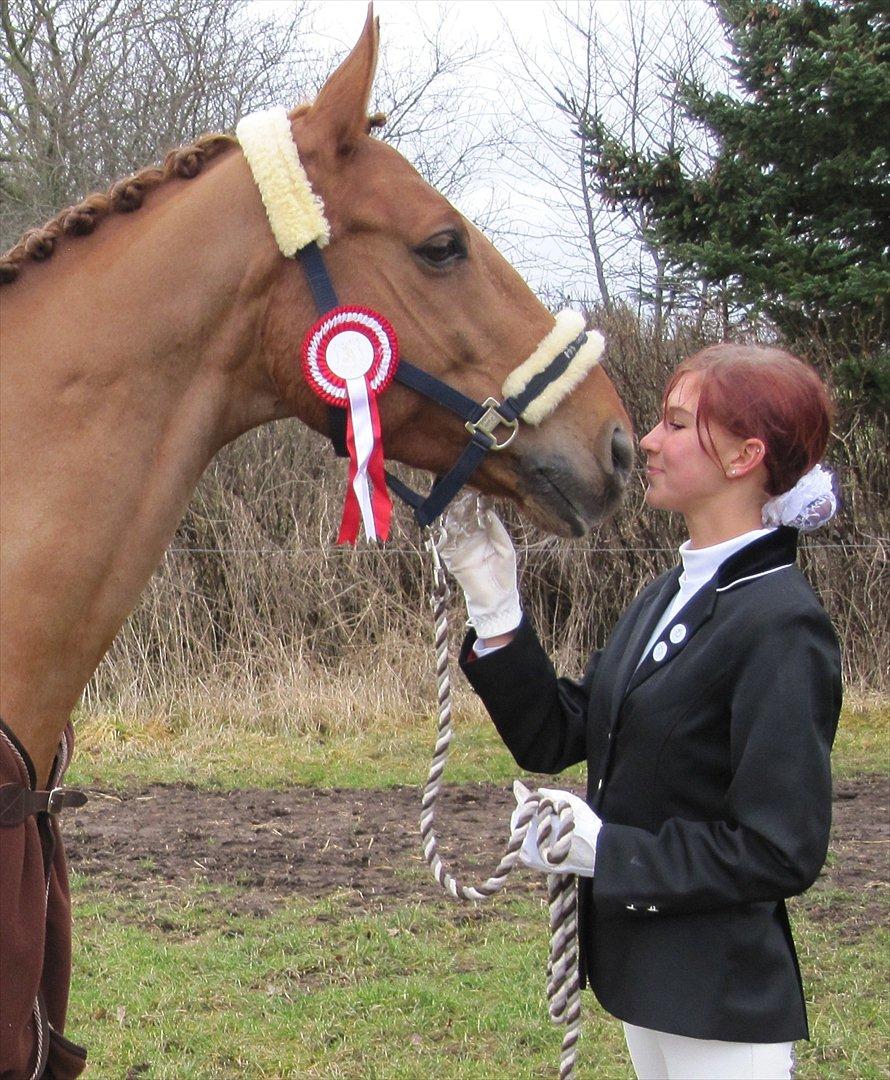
left=298, top=241, right=588, bottom=528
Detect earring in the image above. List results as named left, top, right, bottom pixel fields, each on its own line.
left=729, top=468, right=737, bottom=477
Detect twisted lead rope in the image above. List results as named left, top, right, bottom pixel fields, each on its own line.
left=419, top=528, right=582, bottom=1080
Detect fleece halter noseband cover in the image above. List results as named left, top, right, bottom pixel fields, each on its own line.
left=236, top=106, right=605, bottom=538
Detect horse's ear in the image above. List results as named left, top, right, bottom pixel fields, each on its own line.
left=307, top=4, right=379, bottom=154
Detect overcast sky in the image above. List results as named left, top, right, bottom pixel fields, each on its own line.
left=260, top=1, right=613, bottom=51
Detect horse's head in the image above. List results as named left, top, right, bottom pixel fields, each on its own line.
left=260, top=7, right=632, bottom=536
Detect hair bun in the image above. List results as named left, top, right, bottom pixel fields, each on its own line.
left=762, top=464, right=839, bottom=531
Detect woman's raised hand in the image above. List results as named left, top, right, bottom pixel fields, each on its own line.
left=437, top=492, right=522, bottom=640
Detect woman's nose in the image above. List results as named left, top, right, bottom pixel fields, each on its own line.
left=639, top=423, right=660, bottom=453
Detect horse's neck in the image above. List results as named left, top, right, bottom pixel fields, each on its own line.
left=0, top=153, right=289, bottom=781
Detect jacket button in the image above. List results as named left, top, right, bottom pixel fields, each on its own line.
left=652, top=641, right=668, bottom=662
left=647, top=905, right=659, bottom=913
left=597, top=779, right=603, bottom=791
left=669, top=623, right=687, bottom=644
left=626, top=904, right=637, bottom=911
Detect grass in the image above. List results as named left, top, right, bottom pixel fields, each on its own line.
left=65, top=697, right=883, bottom=792
left=66, top=880, right=887, bottom=1079
left=794, top=892, right=890, bottom=1079
left=60, top=693, right=887, bottom=1077
left=65, top=701, right=587, bottom=792
left=831, top=695, right=889, bottom=779
left=68, top=886, right=626, bottom=1079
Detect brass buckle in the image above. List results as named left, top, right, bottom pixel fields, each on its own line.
left=465, top=398, right=518, bottom=451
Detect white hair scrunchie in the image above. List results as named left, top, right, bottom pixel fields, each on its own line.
left=761, top=463, right=839, bottom=531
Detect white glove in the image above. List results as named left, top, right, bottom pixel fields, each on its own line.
left=437, top=492, right=522, bottom=639
left=511, top=780, right=601, bottom=877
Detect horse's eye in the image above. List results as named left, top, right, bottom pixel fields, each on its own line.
left=415, top=230, right=467, bottom=268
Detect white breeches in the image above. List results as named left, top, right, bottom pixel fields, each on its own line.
left=623, top=1022, right=794, bottom=1079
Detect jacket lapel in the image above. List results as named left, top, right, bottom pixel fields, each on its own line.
left=623, top=583, right=717, bottom=699
left=608, top=568, right=680, bottom=730
left=618, top=527, right=800, bottom=705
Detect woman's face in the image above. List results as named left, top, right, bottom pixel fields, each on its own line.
left=640, top=373, right=740, bottom=516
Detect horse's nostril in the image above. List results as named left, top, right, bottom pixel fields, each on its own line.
left=611, top=427, right=634, bottom=474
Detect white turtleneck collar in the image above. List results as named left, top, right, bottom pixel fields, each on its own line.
left=678, top=527, right=775, bottom=594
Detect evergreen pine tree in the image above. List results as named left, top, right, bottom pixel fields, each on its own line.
left=587, top=0, right=889, bottom=407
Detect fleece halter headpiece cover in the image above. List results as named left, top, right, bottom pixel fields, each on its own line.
left=236, top=106, right=606, bottom=538
left=235, top=107, right=329, bottom=254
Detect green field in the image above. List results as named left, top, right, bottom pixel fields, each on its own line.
left=65, top=694, right=888, bottom=792
left=64, top=699, right=888, bottom=1078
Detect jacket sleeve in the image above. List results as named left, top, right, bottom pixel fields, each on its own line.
left=592, top=604, right=842, bottom=916
left=458, top=615, right=601, bottom=774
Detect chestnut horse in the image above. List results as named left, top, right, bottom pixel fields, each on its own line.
left=0, top=8, right=630, bottom=1075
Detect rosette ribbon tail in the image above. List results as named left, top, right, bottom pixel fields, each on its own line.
left=337, top=376, right=393, bottom=544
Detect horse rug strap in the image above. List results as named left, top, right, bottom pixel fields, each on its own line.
left=0, top=720, right=88, bottom=1080
left=0, top=786, right=87, bottom=826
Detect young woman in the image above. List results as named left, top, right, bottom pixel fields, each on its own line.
left=440, top=344, right=842, bottom=1080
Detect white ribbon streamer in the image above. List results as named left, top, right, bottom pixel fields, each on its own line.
left=345, top=376, right=377, bottom=540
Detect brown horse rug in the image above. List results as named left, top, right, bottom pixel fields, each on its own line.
left=0, top=721, right=87, bottom=1079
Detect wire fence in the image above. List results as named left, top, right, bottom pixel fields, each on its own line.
left=166, top=542, right=885, bottom=555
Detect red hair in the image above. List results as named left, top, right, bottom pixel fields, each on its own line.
left=664, top=345, right=833, bottom=497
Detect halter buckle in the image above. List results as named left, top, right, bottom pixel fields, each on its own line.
left=465, top=398, right=518, bottom=451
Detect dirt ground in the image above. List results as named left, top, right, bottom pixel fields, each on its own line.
left=66, top=775, right=888, bottom=931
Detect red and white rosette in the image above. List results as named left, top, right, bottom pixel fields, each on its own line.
left=302, top=307, right=399, bottom=544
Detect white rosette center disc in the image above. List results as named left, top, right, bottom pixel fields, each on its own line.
left=325, top=330, right=376, bottom=381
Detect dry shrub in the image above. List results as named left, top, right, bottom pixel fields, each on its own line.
left=84, top=310, right=888, bottom=728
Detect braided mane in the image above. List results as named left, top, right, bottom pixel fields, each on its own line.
left=0, top=132, right=237, bottom=286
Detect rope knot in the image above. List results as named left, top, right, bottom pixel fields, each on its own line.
left=534, top=794, right=577, bottom=867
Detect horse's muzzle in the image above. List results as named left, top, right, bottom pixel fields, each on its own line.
left=516, top=435, right=632, bottom=537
